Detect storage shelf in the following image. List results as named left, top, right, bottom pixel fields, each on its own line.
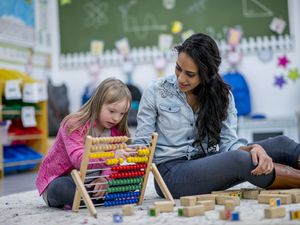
left=2, top=110, right=42, bottom=116
left=8, top=134, right=44, bottom=141
left=0, top=77, right=48, bottom=178
left=4, top=158, right=42, bottom=167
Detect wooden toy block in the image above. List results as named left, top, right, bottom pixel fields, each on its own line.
left=260, top=189, right=300, bottom=203
left=180, top=196, right=197, bottom=206
left=154, top=201, right=174, bottom=212
left=289, top=210, right=300, bottom=220
left=224, top=200, right=236, bottom=211
left=148, top=207, right=160, bottom=217
left=219, top=210, right=232, bottom=220
left=196, top=194, right=217, bottom=203
left=269, top=198, right=281, bottom=207
left=197, top=200, right=215, bottom=211
left=242, top=189, right=260, bottom=199
left=258, top=194, right=292, bottom=204
left=212, top=190, right=242, bottom=196
left=122, top=204, right=135, bottom=216
left=178, top=205, right=204, bottom=217
left=216, top=195, right=240, bottom=205
left=113, top=213, right=123, bottom=223
left=264, top=206, right=286, bottom=218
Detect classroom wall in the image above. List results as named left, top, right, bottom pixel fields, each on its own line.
left=49, top=0, right=300, bottom=118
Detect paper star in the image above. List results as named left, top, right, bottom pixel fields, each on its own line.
left=274, top=75, right=286, bottom=89
left=278, top=55, right=289, bottom=68
left=288, top=68, right=300, bottom=81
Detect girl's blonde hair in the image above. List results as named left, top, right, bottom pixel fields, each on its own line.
left=62, top=77, right=132, bottom=136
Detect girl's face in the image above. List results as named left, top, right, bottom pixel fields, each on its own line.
left=98, top=98, right=129, bottom=131
left=175, top=52, right=201, bottom=94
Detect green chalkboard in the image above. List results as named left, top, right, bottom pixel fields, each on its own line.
left=58, top=0, right=289, bottom=54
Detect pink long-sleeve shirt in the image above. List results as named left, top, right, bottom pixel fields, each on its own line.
left=36, top=121, right=124, bottom=195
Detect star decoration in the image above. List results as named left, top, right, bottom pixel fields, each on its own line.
left=288, top=68, right=300, bottom=82
left=274, top=75, right=286, bottom=89
left=278, top=55, right=289, bottom=68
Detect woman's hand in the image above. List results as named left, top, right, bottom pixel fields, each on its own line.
left=88, top=177, right=108, bottom=198
left=115, top=147, right=137, bottom=159
left=248, top=144, right=274, bottom=176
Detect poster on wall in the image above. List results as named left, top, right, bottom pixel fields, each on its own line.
left=0, top=0, right=35, bottom=47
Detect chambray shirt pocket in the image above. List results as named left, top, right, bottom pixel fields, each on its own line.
left=158, top=104, right=181, bottom=131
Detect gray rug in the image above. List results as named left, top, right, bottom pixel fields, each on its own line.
left=1, top=174, right=300, bottom=225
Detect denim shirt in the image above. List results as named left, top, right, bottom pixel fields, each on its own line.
left=134, top=75, right=248, bottom=164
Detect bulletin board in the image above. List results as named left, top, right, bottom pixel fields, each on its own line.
left=58, top=0, right=289, bottom=54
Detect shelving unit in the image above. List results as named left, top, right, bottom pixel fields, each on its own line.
left=0, top=80, right=48, bottom=178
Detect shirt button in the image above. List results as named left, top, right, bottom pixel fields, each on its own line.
left=168, top=107, right=171, bottom=111
left=190, top=123, right=193, bottom=126
left=187, top=137, right=190, bottom=140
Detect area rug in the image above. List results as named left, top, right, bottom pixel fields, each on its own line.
left=1, top=174, right=300, bottom=225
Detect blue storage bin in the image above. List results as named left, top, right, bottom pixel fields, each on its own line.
left=4, top=145, right=43, bottom=174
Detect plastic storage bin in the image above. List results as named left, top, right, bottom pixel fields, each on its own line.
left=3, top=145, right=43, bottom=173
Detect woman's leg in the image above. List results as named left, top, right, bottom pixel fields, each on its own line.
left=46, top=175, right=76, bottom=208
left=155, top=150, right=275, bottom=198
left=253, top=135, right=300, bottom=168
left=253, top=135, right=300, bottom=189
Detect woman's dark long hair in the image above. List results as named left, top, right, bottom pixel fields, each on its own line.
left=175, top=33, right=230, bottom=147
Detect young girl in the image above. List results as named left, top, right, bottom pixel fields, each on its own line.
left=36, top=77, right=132, bottom=208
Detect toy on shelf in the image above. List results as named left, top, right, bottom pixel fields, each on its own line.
left=71, top=132, right=174, bottom=218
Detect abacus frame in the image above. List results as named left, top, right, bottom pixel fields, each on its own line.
left=71, top=132, right=174, bottom=218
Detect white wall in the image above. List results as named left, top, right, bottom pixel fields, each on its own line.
left=49, top=0, right=300, bottom=117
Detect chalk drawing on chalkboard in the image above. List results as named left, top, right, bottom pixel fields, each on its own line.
left=185, top=0, right=207, bottom=15
left=163, top=0, right=176, bottom=10
left=119, top=0, right=168, bottom=41
left=84, top=1, right=109, bottom=29
left=242, top=0, right=273, bottom=18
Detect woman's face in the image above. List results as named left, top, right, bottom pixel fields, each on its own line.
left=175, top=52, right=201, bottom=94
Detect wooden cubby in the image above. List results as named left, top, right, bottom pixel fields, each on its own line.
left=0, top=80, right=48, bottom=178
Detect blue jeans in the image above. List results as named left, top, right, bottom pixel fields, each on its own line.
left=155, top=135, right=300, bottom=198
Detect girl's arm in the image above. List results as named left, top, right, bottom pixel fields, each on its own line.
left=60, top=125, right=106, bottom=169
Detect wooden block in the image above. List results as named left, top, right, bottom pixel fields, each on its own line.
left=180, top=196, right=197, bottom=206
left=178, top=205, right=204, bottom=217
left=216, top=195, right=240, bottom=205
left=260, top=189, right=300, bottom=202
left=148, top=207, right=160, bottom=217
left=258, top=194, right=292, bottom=204
left=224, top=200, right=236, bottom=211
left=264, top=206, right=286, bottom=218
left=154, top=201, right=174, bottom=212
left=196, top=194, right=217, bottom=203
left=219, top=210, right=232, bottom=220
left=212, top=190, right=241, bottom=196
left=122, top=204, right=135, bottom=216
left=197, top=200, right=215, bottom=211
left=242, top=189, right=260, bottom=199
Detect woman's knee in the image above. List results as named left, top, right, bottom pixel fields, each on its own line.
left=231, top=150, right=252, bottom=168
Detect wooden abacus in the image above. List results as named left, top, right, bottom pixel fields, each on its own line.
left=71, top=132, right=174, bottom=218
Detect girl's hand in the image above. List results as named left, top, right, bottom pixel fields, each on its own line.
left=88, top=177, right=108, bottom=198
left=249, top=144, right=273, bottom=176
left=115, top=147, right=136, bottom=159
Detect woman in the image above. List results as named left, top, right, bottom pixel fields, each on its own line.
left=134, top=33, right=300, bottom=198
